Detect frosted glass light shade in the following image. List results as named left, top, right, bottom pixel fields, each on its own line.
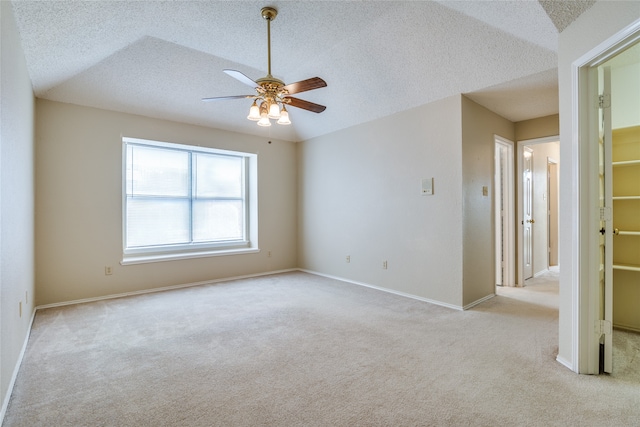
left=268, top=102, right=281, bottom=119
left=277, top=107, right=291, bottom=125
left=247, top=101, right=260, bottom=121
left=257, top=114, right=271, bottom=127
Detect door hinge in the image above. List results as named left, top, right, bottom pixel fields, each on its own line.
left=600, top=206, right=611, bottom=221
left=598, top=94, right=611, bottom=109
left=595, top=319, right=612, bottom=335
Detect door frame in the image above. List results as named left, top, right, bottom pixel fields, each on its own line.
left=570, top=20, right=640, bottom=374
left=517, top=136, right=559, bottom=286
left=494, top=136, right=515, bottom=287
left=547, top=158, right=559, bottom=267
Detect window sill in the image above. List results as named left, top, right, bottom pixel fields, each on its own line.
left=121, top=247, right=260, bottom=265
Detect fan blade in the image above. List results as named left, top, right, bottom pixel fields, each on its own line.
left=282, top=77, right=327, bottom=95
left=223, top=69, right=259, bottom=88
left=202, top=95, right=254, bottom=102
left=284, top=97, right=326, bottom=113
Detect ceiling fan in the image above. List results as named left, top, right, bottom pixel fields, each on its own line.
left=202, top=7, right=327, bottom=127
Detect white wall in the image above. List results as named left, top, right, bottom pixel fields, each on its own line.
left=35, top=100, right=298, bottom=306
left=557, top=1, right=640, bottom=371
left=0, top=0, right=36, bottom=411
left=611, top=61, right=640, bottom=129
left=298, top=96, right=465, bottom=308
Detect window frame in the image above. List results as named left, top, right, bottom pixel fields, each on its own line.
left=121, top=137, right=258, bottom=265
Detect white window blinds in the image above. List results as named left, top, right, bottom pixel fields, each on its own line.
left=123, top=138, right=250, bottom=256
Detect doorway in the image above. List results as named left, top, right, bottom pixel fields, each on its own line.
left=517, top=137, right=560, bottom=286
left=598, top=42, right=640, bottom=374
left=572, top=22, right=640, bottom=375
left=495, top=136, right=515, bottom=287
left=522, top=146, right=534, bottom=281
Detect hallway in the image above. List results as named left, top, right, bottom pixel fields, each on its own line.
left=498, top=267, right=640, bottom=380
left=497, top=267, right=559, bottom=309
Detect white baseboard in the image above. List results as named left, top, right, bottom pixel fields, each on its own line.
left=463, top=293, right=495, bottom=310
left=556, top=355, right=575, bottom=372
left=36, top=268, right=298, bottom=310
left=299, top=269, right=465, bottom=311
left=0, top=308, right=37, bottom=425
left=533, top=268, right=553, bottom=278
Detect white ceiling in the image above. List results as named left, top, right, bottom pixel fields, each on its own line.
left=10, top=1, right=595, bottom=142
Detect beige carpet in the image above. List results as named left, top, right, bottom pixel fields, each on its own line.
left=4, top=271, right=640, bottom=426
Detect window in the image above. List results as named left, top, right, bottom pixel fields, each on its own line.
left=122, top=137, right=258, bottom=264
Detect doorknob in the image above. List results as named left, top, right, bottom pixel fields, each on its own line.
left=526, top=219, right=535, bottom=224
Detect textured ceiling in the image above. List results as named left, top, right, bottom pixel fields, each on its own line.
left=10, top=1, right=595, bottom=142
left=539, top=0, right=596, bottom=31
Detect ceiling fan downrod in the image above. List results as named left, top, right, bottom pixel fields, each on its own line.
left=261, top=7, right=277, bottom=78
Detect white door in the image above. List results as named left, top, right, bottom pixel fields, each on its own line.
left=599, top=65, right=614, bottom=373
left=523, top=147, right=534, bottom=280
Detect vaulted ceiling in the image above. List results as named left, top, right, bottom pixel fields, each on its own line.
left=10, top=1, right=595, bottom=142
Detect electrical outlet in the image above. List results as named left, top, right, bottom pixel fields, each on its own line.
left=267, top=250, right=272, bottom=258
left=346, top=255, right=350, bottom=263
left=382, top=260, right=388, bottom=270
left=105, top=266, right=113, bottom=275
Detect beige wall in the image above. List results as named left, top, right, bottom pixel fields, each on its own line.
left=515, top=114, right=559, bottom=142
left=299, top=95, right=518, bottom=309
left=0, top=1, right=36, bottom=411
left=461, top=96, right=515, bottom=306
left=557, top=0, right=640, bottom=371
left=35, top=100, right=298, bottom=306
left=298, top=96, right=465, bottom=308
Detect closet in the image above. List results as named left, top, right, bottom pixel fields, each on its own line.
left=612, top=125, right=640, bottom=332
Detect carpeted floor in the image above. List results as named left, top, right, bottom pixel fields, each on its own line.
left=4, top=271, right=640, bottom=426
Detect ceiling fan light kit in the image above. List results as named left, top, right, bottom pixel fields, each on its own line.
left=202, top=7, right=327, bottom=127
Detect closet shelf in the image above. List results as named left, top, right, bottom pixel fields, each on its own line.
left=612, top=159, right=640, bottom=167
left=614, top=229, right=640, bottom=236
left=613, top=196, right=640, bottom=200
left=613, top=264, right=640, bottom=272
